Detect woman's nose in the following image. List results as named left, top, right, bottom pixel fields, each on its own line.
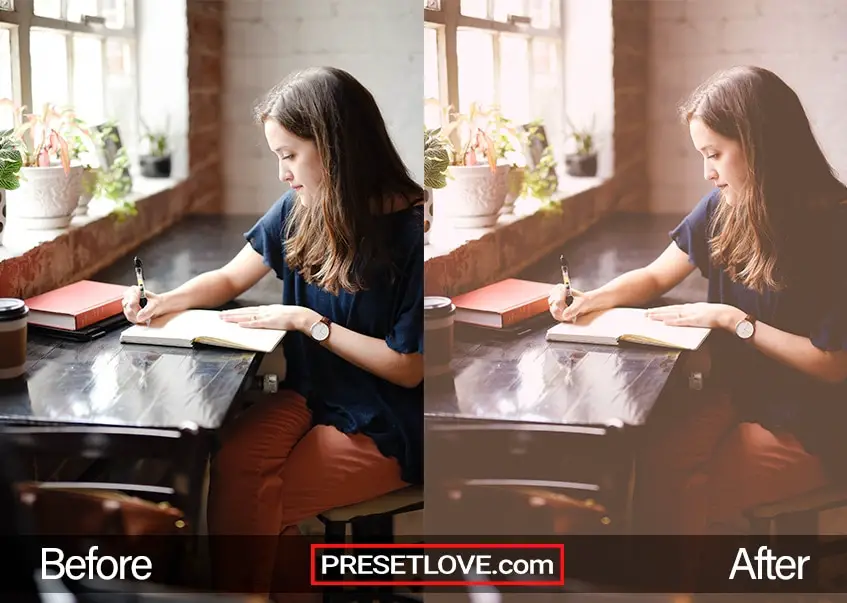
left=704, top=165, right=717, bottom=182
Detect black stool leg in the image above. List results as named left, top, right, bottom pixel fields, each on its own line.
left=323, top=520, right=347, bottom=603
left=351, top=514, right=395, bottom=602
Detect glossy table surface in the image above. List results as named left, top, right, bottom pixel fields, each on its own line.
left=0, top=215, right=279, bottom=429
left=425, top=211, right=707, bottom=428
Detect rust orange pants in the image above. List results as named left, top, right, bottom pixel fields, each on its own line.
left=207, top=390, right=408, bottom=596
left=635, top=387, right=829, bottom=535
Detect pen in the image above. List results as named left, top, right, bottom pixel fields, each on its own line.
left=560, top=254, right=574, bottom=306
left=134, top=256, right=150, bottom=325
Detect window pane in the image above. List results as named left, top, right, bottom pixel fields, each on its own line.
left=498, top=35, right=530, bottom=123
left=457, top=28, right=494, bottom=114
left=102, top=0, right=130, bottom=29
left=105, top=38, right=137, bottom=154
left=528, top=0, right=554, bottom=28
left=531, top=38, right=563, bottom=142
left=0, top=0, right=14, bottom=12
left=424, top=0, right=441, bottom=9
left=493, top=0, right=527, bottom=23
left=68, top=0, right=98, bottom=22
left=0, top=27, right=12, bottom=130
left=424, top=27, right=441, bottom=128
left=460, top=0, right=487, bottom=19
left=31, top=29, right=69, bottom=113
left=33, top=0, right=61, bottom=18
left=73, top=34, right=104, bottom=123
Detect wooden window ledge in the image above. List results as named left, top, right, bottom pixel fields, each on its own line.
left=424, top=175, right=618, bottom=298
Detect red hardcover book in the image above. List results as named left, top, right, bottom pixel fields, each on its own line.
left=451, top=278, right=555, bottom=328
left=25, top=280, right=127, bottom=331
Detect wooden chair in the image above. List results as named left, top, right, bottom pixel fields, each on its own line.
left=0, top=423, right=211, bottom=586
left=745, top=483, right=847, bottom=588
left=317, top=484, right=424, bottom=603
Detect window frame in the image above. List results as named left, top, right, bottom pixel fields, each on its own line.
left=0, top=0, right=135, bottom=127
left=424, top=0, right=562, bottom=126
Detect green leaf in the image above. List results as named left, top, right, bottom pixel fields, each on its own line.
left=0, top=172, right=20, bottom=190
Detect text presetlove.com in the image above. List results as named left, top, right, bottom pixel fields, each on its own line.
left=311, top=544, right=565, bottom=587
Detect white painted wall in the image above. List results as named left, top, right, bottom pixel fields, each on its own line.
left=648, top=0, right=847, bottom=212
left=137, top=0, right=189, bottom=180
left=222, top=0, right=423, bottom=214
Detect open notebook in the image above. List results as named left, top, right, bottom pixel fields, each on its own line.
left=120, top=310, right=286, bottom=353
left=546, top=307, right=711, bottom=350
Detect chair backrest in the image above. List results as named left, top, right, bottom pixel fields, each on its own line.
left=0, top=436, right=55, bottom=602
left=0, top=423, right=209, bottom=530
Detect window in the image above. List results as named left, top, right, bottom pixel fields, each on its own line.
left=424, top=0, right=563, bottom=148
left=0, top=0, right=137, bottom=154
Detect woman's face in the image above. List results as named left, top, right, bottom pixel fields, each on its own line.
left=264, top=120, right=323, bottom=205
left=689, top=117, right=748, bottom=204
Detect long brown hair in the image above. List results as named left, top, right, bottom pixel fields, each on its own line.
left=254, top=67, right=423, bottom=294
left=680, top=65, right=847, bottom=292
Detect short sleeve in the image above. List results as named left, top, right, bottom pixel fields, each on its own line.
left=244, top=191, right=295, bottom=280
left=810, top=207, right=847, bottom=352
left=385, top=244, right=423, bottom=355
left=669, top=189, right=719, bottom=278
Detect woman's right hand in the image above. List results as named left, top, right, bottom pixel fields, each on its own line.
left=548, top=285, right=593, bottom=323
left=122, top=286, right=166, bottom=324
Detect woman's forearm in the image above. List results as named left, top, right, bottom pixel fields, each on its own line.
left=719, top=307, right=847, bottom=384
left=296, top=309, right=423, bottom=389
left=159, top=271, right=241, bottom=314
left=587, top=268, right=666, bottom=311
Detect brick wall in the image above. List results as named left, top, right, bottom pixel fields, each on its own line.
left=612, top=0, right=650, bottom=212
left=0, top=0, right=224, bottom=298
left=648, top=0, right=847, bottom=213
left=424, top=0, right=653, bottom=297
left=187, top=0, right=224, bottom=214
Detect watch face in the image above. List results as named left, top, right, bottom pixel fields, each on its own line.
left=311, top=321, right=330, bottom=341
left=736, top=319, right=754, bottom=339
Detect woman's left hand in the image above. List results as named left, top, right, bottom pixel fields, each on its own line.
left=220, top=304, right=317, bottom=333
left=646, top=302, right=742, bottom=331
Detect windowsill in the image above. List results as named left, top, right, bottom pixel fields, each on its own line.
left=423, top=174, right=615, bottom=298
left=424, top=174, right=605, bottom=262
left=0, top=176, right=183, bottom=262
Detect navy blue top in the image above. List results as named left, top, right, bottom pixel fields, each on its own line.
left=671, top=189, right=847, bottom=472
left=245, top=190, right=424, bottom=485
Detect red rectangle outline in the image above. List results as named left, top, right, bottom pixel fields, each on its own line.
left=310, top=543, right=565, bottom=587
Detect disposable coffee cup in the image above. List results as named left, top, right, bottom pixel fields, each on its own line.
left=0, top=298, right=28, bottom=379
left=424, top=296, right=455, bottom=379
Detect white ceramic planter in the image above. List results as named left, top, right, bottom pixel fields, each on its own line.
left=7, top=165, right=83, bottom=229
left=0, top=189, right=6, bottom=246
left=432, top=163, right=510, bottom=228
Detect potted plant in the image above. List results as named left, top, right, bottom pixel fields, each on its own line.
left=0, top=128, right=22, bottom=246
left=564, top=115, right=598, bottom=178
left=0, top=101, right=85, bottom=229
left=520, top=120, right=559, bottom=202
left=487, top=109, right=525, bottom=215
left=434, top=103, right=510, bottom=228
left=423, top=126, right=450, bottom=244
left=66, top=127, right=99, bottom=217
left=139, top=118, right=171, bottom=178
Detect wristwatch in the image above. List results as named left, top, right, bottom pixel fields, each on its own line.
left=734, top=313, right=756, bottom=340
left=309, top=315, right=332, bottom=342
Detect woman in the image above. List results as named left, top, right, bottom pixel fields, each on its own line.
left=122, top=66, right=424, bottom=593
left=549, top=65, right=847, bottom=535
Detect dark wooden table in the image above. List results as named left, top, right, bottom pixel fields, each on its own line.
left=425, top=212, right=707, bottom=537
left=0, top=215, right=279, bottom=429
left=0, top=215, right=278, bottom=544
